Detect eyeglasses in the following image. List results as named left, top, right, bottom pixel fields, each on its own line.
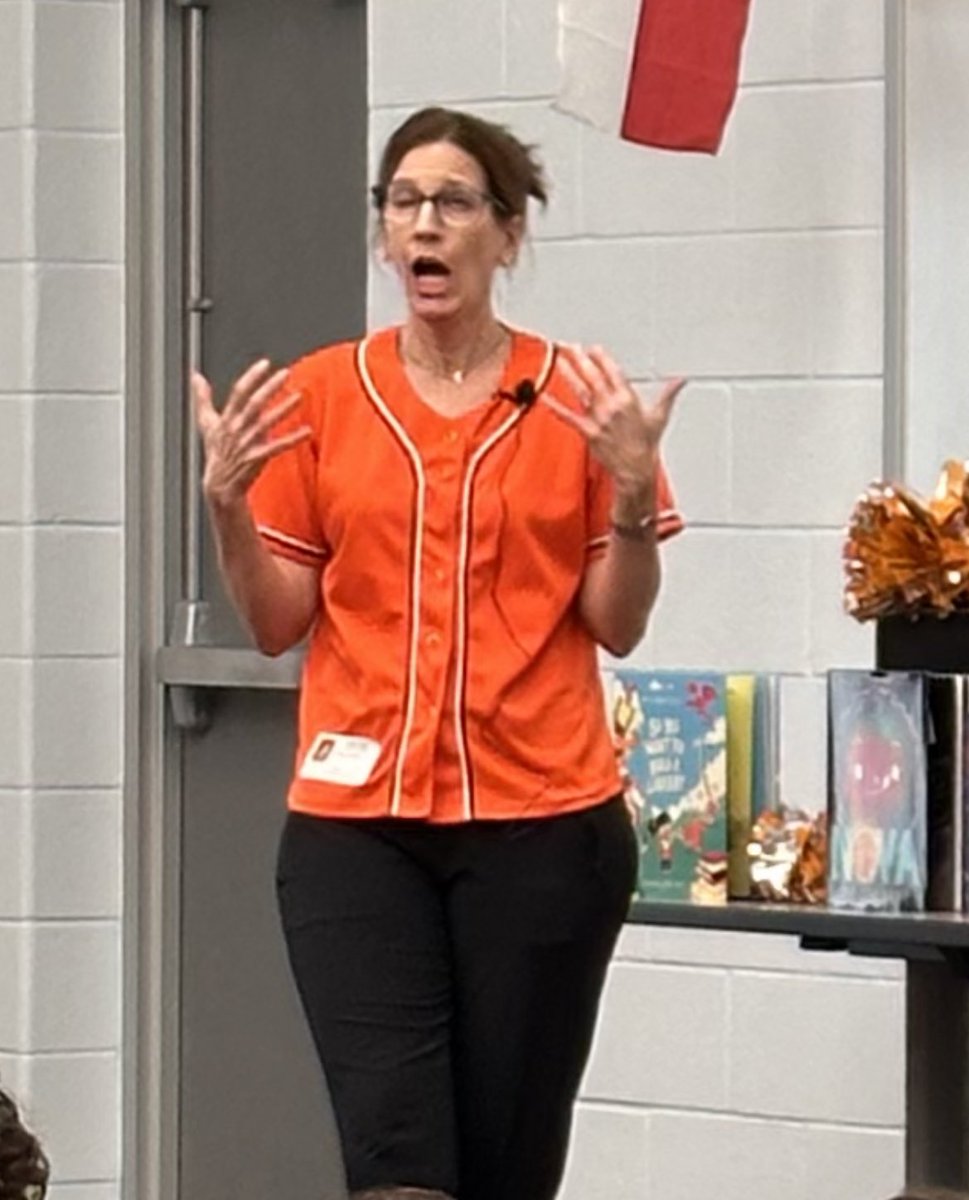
left=372, top=182, right=505, bottom=228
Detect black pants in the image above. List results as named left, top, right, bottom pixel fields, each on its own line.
left=276, top=796, right=637, bottom=1200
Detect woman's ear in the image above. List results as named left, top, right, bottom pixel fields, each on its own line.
left=502, top=215, right=525, bottom=269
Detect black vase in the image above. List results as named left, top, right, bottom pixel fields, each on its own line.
left=876, top=612, right=969, bottom=673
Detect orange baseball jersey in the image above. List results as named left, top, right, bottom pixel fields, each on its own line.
left=248, top=325, right=683, bottom=822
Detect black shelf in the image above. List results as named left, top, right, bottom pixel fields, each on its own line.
left=628, top=900, right=969, bottom=958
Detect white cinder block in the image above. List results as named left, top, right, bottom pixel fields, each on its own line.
left=0, top=132, right=28, bottom=259
left=582, top=963, right=729, bottom=1107
left=20, top=1051, right=120, bottom=1182
left=33, top=528, right=123, bottom=656
left=34, top=133, right=123, bottom=262
left=652, top=382, right=731, bottom=526
left=0, top=660, right=31, bottom=788
left=46, top=1187, right=120, bottom=1200
left=806, top=1124, right=904, bottom=1200
left=730, top=382, right=884, bottom=527
left=812, top=0, right=885, bottom=81
left=32, top=397, right=122, bottom=523
left=25, top=922, right=120, bottom=1051
left=34, top=3, right=123, bottom=132
left=0, top=924, right=28, bottom=1051
left=558, top=1104, right=648, bottom=1200
left=0, top=1053, right=26, bottom=1097
left=505, top=0, right=561, bottom=99
left=741, top=0, right=814, bottom=85
left=811, top=232, right=883, bottom=376
left=808, top=530, right=875, bottom=670
left=0, top=399, right=30, bottom=523
left=370, top=0, right=503, bottom=106
left=466, top=101, right=581, bottom=240
left=732, top=84, right=884, bottom=231
left=642, top=926, right=902, bottom=981
left=33, top=266, right=123, bottom=393
left=30, top=791, right=122, bottom=919
left=0, top=266, right=31, bottom=391
left=0, top=4, right=28, bottom=129
left=581, top=124, right=734, bottom=237
left=30, top=658, right=122, bottom=788
left=653, top=236, right=816, bottom=378
left=634, top=530, right=812, bottom=673
left=367, top=257, right=406, bottom=331
left=0, top=793, right=29, bottom=918
left=778, top=674, right=829, bottom=816
left=613, top=923, right=655, bottom=962
left=648, top=1112, right=808, bottom=1200
left=0, top=528, right=29, bottom=656
left=504, top=240, right=656, bottom=378
left=728, top=972, right=904, bottom=1124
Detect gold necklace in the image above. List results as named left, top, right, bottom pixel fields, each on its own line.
left=402, top=326, right=508, bottom=385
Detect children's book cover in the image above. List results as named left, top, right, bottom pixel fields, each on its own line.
left=605, top=669, right=727, bottom=904
left=827, top=669, right=928, bottom=913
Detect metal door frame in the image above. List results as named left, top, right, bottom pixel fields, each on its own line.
left=123, top=3, right=184, bottom=1198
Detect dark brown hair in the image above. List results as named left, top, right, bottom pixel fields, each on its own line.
left=372, top=106, right=549, bottom=222
left=0, top=1089, right=48, bottom=1200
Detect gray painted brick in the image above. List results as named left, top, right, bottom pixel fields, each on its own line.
left=30, top=657, right=122, bottom=788
left=0, top=398, right=30, bottom=522
left=370, top=0, right=503, bottom=107
left=647, top=1111, right=808, bottom=1200
left=730, top=381, right=884, bottom=527
left=34, top=2, right=123, bottom=132
left=33, top=265, right=123, bottom=392
left=32, top=527, right=123, bottom=656
left=583, top=963, right=730, bottom=1108
left=20, top=1050, right=120, bottom=1182
left=23, top=921, right=120, bottom=1051
left=559, top=1104, right=649, bottom=1200
left=32, top=397, right=123, bottom=524
left=728, top=972, right=904, bottom=1125
left=29, top=791, right=122, bottom=919
left=34, top=133, right=123, bottom=262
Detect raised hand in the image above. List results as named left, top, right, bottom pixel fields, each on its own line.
left=192, top=358, right=312, bottom=510
left=542, top=344, right=686, bottom=501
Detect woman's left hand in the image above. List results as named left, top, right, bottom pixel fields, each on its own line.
left=542, top=344, right=686, bottom=503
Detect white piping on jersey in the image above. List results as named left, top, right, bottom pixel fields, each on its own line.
left=256, top=524, right=328, bottom=560
left=451, top=334, right=557, bottom=820
left=356, top=337, right=427, bottom=817
left=452, top=407, right=526, bottom=819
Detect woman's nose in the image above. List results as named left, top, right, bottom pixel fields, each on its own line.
left=414, top=196, right=444, bottom=233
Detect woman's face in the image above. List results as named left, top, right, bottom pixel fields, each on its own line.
left=380, top=140, right=523, bottom=325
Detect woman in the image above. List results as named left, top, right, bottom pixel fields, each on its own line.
left=0, top=1088, right=48, bottom=1200
left=194, top=107, right=685, bottom=1200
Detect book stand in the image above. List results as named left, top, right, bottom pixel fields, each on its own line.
left=630, top=900, right=969, bottom=1200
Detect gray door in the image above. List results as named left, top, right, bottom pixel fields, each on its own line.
left=159, top=2, right=367, bottom=1197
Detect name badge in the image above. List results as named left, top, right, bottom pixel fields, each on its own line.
left=298, top=732, right=382, bottom=787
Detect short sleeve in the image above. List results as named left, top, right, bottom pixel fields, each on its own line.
left=586, top=455, right=685, bottom=559
left=247, top=357, right=329, bottom=568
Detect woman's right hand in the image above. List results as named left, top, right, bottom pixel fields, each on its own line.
left=192, top=358, right=312, bottom=511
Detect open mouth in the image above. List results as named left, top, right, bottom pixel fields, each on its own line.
left=411, top=255, right=451, bottom=278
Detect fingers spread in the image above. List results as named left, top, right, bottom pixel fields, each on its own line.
left=586, top=345, right=627, bottom=395
left=537, top=392, right=599, bottom=439
left=246, top=390, right=305, bottom=447
left=223, top=357, right=275, bottom=420
left=248, top=424, right=313, bottom=466
left=192, top=371, right=216, bottom=433
left=558, top=355, right=594, bottom=411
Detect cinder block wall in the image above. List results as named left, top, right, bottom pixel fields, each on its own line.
left=0, top=1, right=902, bottom=1198
left=0, top=1, right=125, bottom=1197
left=369, top=3, right=903, bottom=1198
